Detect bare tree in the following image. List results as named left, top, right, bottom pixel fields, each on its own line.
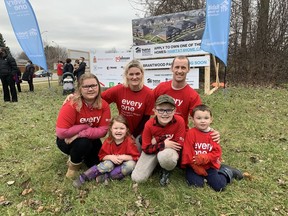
left=133, top=0, right=288, bottom=86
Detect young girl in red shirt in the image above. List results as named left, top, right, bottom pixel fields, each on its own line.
left=73, top=115, right=140, bottom=188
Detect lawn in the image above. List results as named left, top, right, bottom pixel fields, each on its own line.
left=0, top=82, right=287, bottom=215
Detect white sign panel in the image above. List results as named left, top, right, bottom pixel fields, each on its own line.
left=133, top=40, right=208, bottom=59
left=141, top=56, right=210, bottom=69
left=90, top=51, right=132, bottom=87
left=144, top=68, right=199, bottom=89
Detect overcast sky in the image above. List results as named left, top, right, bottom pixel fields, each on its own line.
left=0, top=0, right=143, bottom=56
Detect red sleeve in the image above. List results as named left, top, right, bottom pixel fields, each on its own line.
left=78, top=100, right=111, bottom=139
left=101, top=84, right=121, bottom=104
left=141, top=119, right=165, bottom=154
left=206, top=136, right=222, bottom=169
left=98, top=139, right=110, bottom=161
left=126, top=136, right=140, bottom=161
left=172, top=116, right=186, bottom=147
left=144, top=86, right=155, bottom=116
left=181, top=130, right=194, bottom=168
left=56, top=102, right=77, bottom=129
left=188, top=92, right=202, bottom=117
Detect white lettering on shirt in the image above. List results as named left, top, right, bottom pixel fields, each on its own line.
left=174, top=99, right=183, bottom=106
left=80, top=116, right=101, bottom=125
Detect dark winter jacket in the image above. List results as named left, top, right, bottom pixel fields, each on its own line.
left=74, top=61, right=86, bottom=77
left=22, top=64, right=35, bottom=81
left=63, top=63, right=74, bottom=73
left=0, top=55, right=18, bottom=77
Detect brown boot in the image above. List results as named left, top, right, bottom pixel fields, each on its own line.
left=66, top=160, right=82, bottom=178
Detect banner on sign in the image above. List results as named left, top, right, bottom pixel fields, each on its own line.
left=144, top=69, right=199, bottom=89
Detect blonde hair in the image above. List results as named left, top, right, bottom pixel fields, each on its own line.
left=107, top=115, right=130, bottom=143
left=71, top=73, right=102, bottom=112
left=123, top=59, right=144, bottom=88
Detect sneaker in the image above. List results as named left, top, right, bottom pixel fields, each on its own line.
left=159, top=169, right=170, bottom=186
left=72, top=174, right=86, bottom=188
left=96, top=173, right=109, bottom=185
left=221, top=164, right=243, bottom=180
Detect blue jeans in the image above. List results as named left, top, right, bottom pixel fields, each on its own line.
left=186, top=166, right=228, bottom=192
left=97, top=160, right=136, bottom=176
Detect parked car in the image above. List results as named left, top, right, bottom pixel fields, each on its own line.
left=34, top=70, right=51, bottom=77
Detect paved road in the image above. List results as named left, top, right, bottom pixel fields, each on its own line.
left=0, top=74, right=58, bottom=87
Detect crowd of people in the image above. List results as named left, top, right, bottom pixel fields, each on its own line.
left=55, top=55, right=243, bottom=192
left=0, top=50, right=86, bottom=102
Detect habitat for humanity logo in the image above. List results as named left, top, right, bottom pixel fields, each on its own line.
left=115, top=56, right=130, bottom=62
left=135, top=47, right=152, bottom=56
left=16, top=28, right=38, bottom=39
left=208, top=0, right=229, bottom=16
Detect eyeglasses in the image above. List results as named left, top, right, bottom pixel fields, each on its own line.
left=156, top=108, right=175, bottom=114
left=82, top=84, right=98, bottom=90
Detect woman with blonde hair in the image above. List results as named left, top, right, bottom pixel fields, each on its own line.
left=101, top=60, right=154, bottom=150
left=56, top=73, right=111, bottom=178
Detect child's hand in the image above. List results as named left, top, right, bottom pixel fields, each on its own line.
left=164, top=137, right=182, bottom=151
left=109, top=155, right=123, bottom=164
left=191, top=164, right=208, bottom=176
left=193, top=154, right=210, bottom=165
left=151, top=137, right=157, bottom=145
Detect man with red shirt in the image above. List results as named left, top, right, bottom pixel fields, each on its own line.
left=153, top=56, right=202, bottom=130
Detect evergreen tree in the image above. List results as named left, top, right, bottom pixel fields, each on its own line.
left=0, top=33, right=11, bottom=56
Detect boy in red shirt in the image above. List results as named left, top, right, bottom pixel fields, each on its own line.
left=131, top=94, right=186, bottom=186
left=181, top=104, right=243, bottom=191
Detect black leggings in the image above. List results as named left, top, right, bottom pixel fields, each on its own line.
left=56, top=137, right=102, bottom=168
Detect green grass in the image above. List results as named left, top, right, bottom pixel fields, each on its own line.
left=0, top=83, right=287, bottom=215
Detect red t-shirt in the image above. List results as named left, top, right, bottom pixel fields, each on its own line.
left=98, top=136, right=140, bottom=161
left=153, top=80, right=202, bottom=130
left=56, top=99, right=111, bottom=130
left=181, top=128, right=222, bottom=170
left=102, top=84, right=154, bottom=136
left=57, top=63, right=63, bottom=76
left=141, top=115, right=186, bottom=154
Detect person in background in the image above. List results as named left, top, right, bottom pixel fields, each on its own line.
left=73, top=59, right=80, bottom=73
left=0, top=47, right=18, bottom=102
left=55, top=73, right=111, bottom=178
left=57, top=60, right=64, bottom=86
left=63, top=58, right=74, bottom=74
left=73, top=115, right=140, bottom=188
left=73, top=57, right=86, bottom=81
left=131, top=94, right=186, bottom=186
left=181, top=104, right=243, bottom=191
left=22, top=60, right=35, bottom=92
left=14, top=68, right=22, bottom=92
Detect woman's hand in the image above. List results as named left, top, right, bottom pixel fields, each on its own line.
left=63, top=94, right=74, bottom=105
left=65, top=134, right=78, bottom=144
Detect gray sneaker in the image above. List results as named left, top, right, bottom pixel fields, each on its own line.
left=159, top=169, right=170, bottom=186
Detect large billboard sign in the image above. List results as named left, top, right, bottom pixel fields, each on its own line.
left=132, top=9, right=206, bottom=46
